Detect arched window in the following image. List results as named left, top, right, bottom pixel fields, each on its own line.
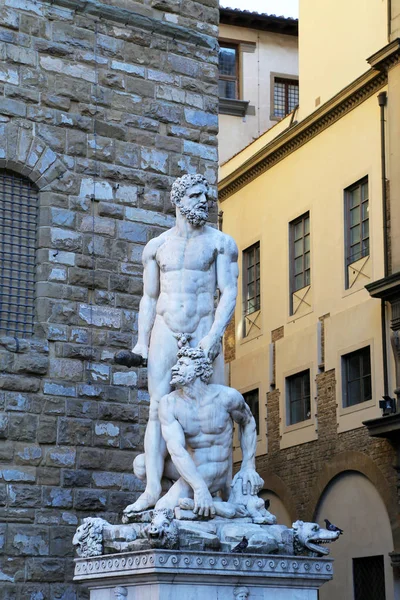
left=0, top=170, right=38, bottom=337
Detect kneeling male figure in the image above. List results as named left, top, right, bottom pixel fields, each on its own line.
left=155, top=347, right=263, bottom=517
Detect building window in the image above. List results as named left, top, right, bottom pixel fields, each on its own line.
left=290, top=213, right=310, bottom=294
left=0, top=170, right=38, bottom=337
left=353, top=555, right=386, bottom=600
left=345, top=177, right=369, bottom=268
left=286, top=370, right=311, bottom=425
left=342, top=346, right=372, bottom=408
left=218, top=44, right=239, bottom=99
left=243, top=242, right=260, bottom=316
left=243, top=389, right=260, bottom=435
left=274, top=77, right=299, bottom=119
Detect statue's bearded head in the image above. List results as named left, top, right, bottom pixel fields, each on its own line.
left=170, top=346, right=213, bottom=387
left=170, top=174, right=212, bottom=227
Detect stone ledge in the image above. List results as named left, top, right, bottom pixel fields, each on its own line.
left=74, top=549, right=333, bottom=584
left=39, top=0, right=217, bottom=49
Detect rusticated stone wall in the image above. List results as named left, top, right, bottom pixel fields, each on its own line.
left=0, top=0, right=219, bottom=597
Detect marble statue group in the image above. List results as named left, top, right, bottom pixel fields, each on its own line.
left=74, top=174, right=340, bottom=559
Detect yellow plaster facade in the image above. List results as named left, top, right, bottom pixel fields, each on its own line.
left=220, top=2, right=400, bottom=596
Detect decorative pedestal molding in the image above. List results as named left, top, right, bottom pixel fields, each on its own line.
left=74, top=549, right=334, bottom=599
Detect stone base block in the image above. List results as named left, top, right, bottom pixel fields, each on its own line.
left=74, top=549, right=334, bottom=599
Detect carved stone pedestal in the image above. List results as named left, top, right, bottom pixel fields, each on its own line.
left=74, top=549, right=334, bottom=600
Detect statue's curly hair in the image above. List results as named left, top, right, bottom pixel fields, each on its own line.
left=170, top=174, right=211, bottom=206
left=177, top=346, right=213, bottom=383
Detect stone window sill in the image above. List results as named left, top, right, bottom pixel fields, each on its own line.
left=219, top=98, right=249, bottom=117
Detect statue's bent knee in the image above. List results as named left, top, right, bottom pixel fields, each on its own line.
left=133, top=454, right=146, bottom=481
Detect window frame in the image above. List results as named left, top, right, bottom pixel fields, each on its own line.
left=289, top=212, right=310, bottom=314
left=342, top=345, right=372, bottom=408
left=271, top=73, right=299, bottom=120
left=218, top=42, right=240, bottom=100
left=0, top=169, right=38, bottom=338
left=242, top=241, right=261, bottom=317
left=344, top=176, right=369, bottom=288
left=286, top=369, right=311, bottom=426
left=242, top=388, right=260, bottom=435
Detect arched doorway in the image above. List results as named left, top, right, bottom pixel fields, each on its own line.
left=315, top=471, right=395, bottom=600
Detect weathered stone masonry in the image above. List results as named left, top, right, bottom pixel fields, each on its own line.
left=0, top=0, right=218, bottom=597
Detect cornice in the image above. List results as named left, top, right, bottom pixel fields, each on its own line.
left=219, top=68, right=387, bottom=202
left=74, top=549, right=333, bottom=583
left=40, top=0, right=217, bottom=49
left=367, top=38, right=400, bottom=72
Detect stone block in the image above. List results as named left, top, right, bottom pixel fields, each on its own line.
left=57, top=418, right=92, bottom=446
left=50, top=527, right=75, bottom=557
left=1, top=467, right=36, bottom=483
left=15, top=445, right=43, bottom=466
left=8, top=414, right=38, bottom=442
left=73, top=489, right=107, bottom=511
left=49, top=359, right=83, bottom=382
left=45, top=447, right=76, bottom=468
left=91, top=471, right=122, bottom=489
left=42, top=487, right=73, bottom=509
left=26, top=558, right=66, bottom=582
left=120, top=423, right=143, bottom=450
left=43, top=382, right=76, bottom=398
left=61, top=469, right=91, bottom=488
left=117, top=221, right=147, bottom=243
left=50, top=228, right=82, bottom=252
left=79, top=304, right=121, bottom=329
left=79, top=216, right=116, bottom=236
left=37, top=418, right=57, bottom=444
left=144, top=100, right=182, bottom=124
left=0, top=62, right=18, bottom=84
left=7, top=525, right=49, bottom=556
left=183, top=139, right=217, bottom=161
left=0, top=375, right=40, bottom=393
left=8, top=484, right=42, bottom=508
left=77, top=448, right=105, bottom=470
left=93, top=422, right=120, bottom=448
left=37, top=467, right=60, bottom=487
left=111, top=60, right=145, bottom=77
left=66, top=399, right=98, bottom=420
left=12, top=354, right=49, bottom=376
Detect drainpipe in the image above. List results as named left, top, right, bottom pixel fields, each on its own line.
left=378, top=91, right=389, bottom=396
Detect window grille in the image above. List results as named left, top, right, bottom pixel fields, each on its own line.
left=243, top=242, right=260, bottom=316
left=353, top=555, right=386, bottom=600
left=342, top=346, right=372, bottom=407
left=274, top=77, right=299, bottom=118
left=0, top=170, right=38, bottom=337
left=290, top=212, right=310, bottom=293
left=286, top=370, right=311, bottom=425
left=218, top=44, right=239, bottom=99
left=345, top=177, right=369, bottom=267
left=243, top=389, right=260, bottom=434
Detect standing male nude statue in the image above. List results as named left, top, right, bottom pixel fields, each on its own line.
left=119, top=174, right=239, bottom=514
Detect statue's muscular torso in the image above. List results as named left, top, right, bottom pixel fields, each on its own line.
left=169, top=385, right=237, bottom=493
left=152, top=225, right=226, bottom=334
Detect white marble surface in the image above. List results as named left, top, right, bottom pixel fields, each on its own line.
left=127, top=174, right=239, bottom=513
left=75, top=549, right=333, bottom=600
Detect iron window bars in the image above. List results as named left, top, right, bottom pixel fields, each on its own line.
left=287, top=369, right=311, bottom=425
left=345, top=177, right=369, bottom=267
left=218, top=43, right=239, bottom=100
left=0, top=170, right=38, bottom=337
left=243, top=242, right=260, bottom=316
left=274, top=77, right=299, bottom=119
left=342, top=346, right=372, bottom=408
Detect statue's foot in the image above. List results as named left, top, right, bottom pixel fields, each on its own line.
left=123, top=492, right=159, bottom=520
left=179, top=497, right=195, bottom=510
